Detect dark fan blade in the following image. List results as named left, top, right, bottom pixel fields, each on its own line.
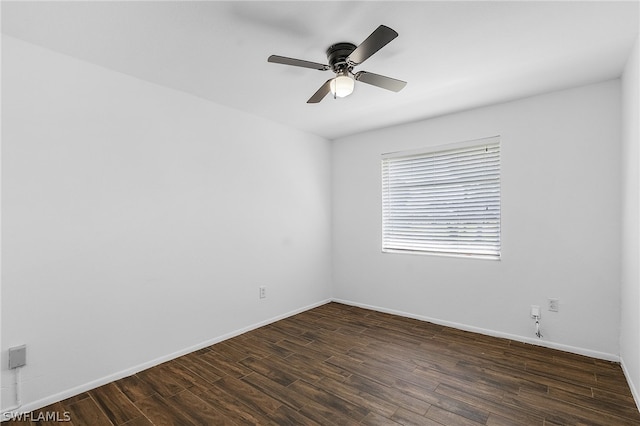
left=355, top=71, right=407, bottom=92
left=268, top=55, right=330, bottom=71
left=347, top=25, right=398, bottom=66
left=307, top=79, right=333, bottom=103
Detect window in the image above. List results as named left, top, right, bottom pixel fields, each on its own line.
left=381, top=137, right=501, bottom=259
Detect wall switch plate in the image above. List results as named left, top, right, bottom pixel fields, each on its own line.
left=8, top=345, right=26, bottom=369
left=530, top=305, right=541, bottom=319
left=259, top=286, right=266, bottom=299
left=548, top=298, right=559, bottom=312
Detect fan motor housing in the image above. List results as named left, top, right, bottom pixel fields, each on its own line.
left=326, top=42, right=356, bottom=72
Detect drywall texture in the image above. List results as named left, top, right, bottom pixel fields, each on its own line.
left=1, top=37, right=332, bottom=410
left=621, top=35, right=640, bottom=405
left=332, top=80, right=622, bottom=359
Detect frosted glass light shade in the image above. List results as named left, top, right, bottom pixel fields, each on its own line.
left=330, top=73, right=355, bottom=98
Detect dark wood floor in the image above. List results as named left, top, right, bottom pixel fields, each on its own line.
left=5, top=302, right=640, bottom=425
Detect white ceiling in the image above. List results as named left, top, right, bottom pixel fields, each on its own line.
left=2, top=1, right=638, bottom=140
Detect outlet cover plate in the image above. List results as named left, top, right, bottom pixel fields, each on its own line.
left=548, top=298, right=559, bottom=312
left=530, top=305, right=541, bottom=318
left=8, top=345, right=26, bottom=369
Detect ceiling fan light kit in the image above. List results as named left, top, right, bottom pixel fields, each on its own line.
left=330, top=70, right=355, bottom=98
left=268, top=25, right=407, bottom=103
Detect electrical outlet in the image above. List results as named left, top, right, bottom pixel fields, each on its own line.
left=8, top=345, right=26, bottom=369
left=548, top=298, right=559, bottom=312
left=530, top=305, right=540, bottom=319
left=259, top=286, right=266, bottom=299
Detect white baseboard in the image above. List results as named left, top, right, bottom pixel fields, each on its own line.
left=4, top=298, right=332, bottom=417
left=332, top=298, right=620, bottom=362
left=620, top=356, right=640, bottom=413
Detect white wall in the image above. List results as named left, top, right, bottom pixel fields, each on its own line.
left=332, top=80, right=622, bottom=359
left=621, top=34, right=640, bottom=407
left=0, top=36, right=332, bottom=411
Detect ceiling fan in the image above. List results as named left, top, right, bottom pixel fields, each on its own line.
left=268, top=25, right=407, bottom=103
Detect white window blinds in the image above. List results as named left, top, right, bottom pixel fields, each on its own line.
left=382, top=137, right=501, bottom=259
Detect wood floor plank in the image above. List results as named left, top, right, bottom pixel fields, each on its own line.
left=283, top=313, right=325, bottom=331
left=242, top=372, right=354, bottom=426
left=211, top=375, right=282, bottom=416
left=199, top=349, right=254, bottom=378
left=251, top=325, right=313, bottom=347
left=314, top=375, right=399, bottom=419
left=89, top=382, right=143, bottom=425
left=525, top=358, right=597, bottom=385
left=64, top=393, right=91, bottom=405
left=326, top=353, right=397, bottom=387
left=596, top=369, right=637, bottom=395
left=120, top=416, right=154, bottom=426
left=413, top=363, right=508, bottom=400
left=288, top=379, right=369, bottom=422
left=12, top=302, right=640, bottom=426
left=241, top=371, right=310, bottom=411
left=456, top=358, right=595, bottom=398
left=593, top=385, right=639, bottom=409
left=546, top=384, right=640, bottom=420
left=361, top=324, right=426, bottom=347
left=164, top=389, right=232, bottom=425
left=209, top=341, right=250, bottom=362
left=222, top=337, right=275, bottom=360
left=63, top=396, right=114, bottom=426
left=302, top=327, right=370, bottom=352
left=159, top=359, right=214, bottom=394
left=269, top=318, right=321, bottom=340
left=136, top=366, right=185, bottom=398
left=297, top=400, right=362, bottom=426
left=239, top=355, right=303, bottom=386
left=425, top=405, right=485, bottom=426
left=190, top=380, right=273, bottom=425
left=174, top=353, right=222, bottom=385
left=115, top=375, right=157, bottom=403
left=343, top=371, right=432, bottom=416
left=266, top=404, right=321, bottom=426
left=504, top=386, right=639, bottom=426
left=485, top=412, right=534, bottom=426
left=347, top=345, right=417, bottom=373
left=347, top=351, right=441, bottom=393
left=391, top=407, right=443, bottom=426
left=286, top=352, right=351, bottom=383
left=276, top=337, right=334, bottom=361
left=434, top=382, right=545, bottom=425
left=134, top=394, right=194, bottom=426
left=359, top=410, right=404, bottom=425
left=403, top=386, right=490, bottom=424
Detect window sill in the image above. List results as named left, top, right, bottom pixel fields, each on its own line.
left=382, top=248, right=501, bottom=261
